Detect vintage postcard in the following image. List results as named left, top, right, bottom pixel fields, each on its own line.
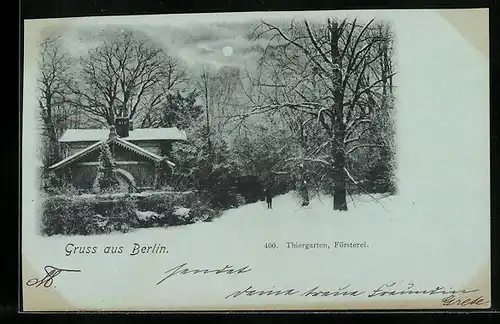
left=21, top=8, right=490, bottom=311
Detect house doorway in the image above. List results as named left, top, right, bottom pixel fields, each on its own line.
left=115, top=168, right=137, bottom=192
left=116, top=175, right=131, bottom=192
left=92, top=168, right=137, bottom=193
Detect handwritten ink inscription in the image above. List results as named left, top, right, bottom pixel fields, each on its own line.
left=442, top=295, right=489, bottom=307
left=23, top=262, right=489, bottom=308
left=223, top=281, right=488, bottom=307
left=25, top=265, right=81, bottom=288
left=156, top=263, right=252, bottom=285
left=225, top=285, right=365, bottom=299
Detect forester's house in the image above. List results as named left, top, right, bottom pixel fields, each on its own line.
left=48, top=117, right=187, bottom=193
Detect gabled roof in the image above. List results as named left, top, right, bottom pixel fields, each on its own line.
left=114, top=137, right=175, bottom=167
left=48, top=137, right=175, bottom=171
left=49, top=140, right=105, bottom=171
left=59, top=127, right=187, bottom=143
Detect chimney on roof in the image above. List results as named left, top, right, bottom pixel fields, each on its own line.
left=115, top=116, right=130, bottom=138
left=109, top=125, right=118, bottom=140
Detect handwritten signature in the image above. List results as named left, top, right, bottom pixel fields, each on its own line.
left=442, top=295, right=489, bottom=307
left=25, top=265, right=81, bottom=288
left=157, top=263, right=252, bottom=285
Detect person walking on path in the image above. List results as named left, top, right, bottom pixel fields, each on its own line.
left=264, top=188, right=273, bottom=209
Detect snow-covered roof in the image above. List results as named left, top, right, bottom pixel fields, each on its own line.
left=114, top=137, right=175, bottom=167
left=48, top=137, right=175, bottom=171
left=59, top=127, right=187, bottom=143
left=48, top=140, right=106, bottom=170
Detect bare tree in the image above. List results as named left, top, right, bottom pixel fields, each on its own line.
left=74, top=30, right=188, bottom=126
left=246, top=18, right=396, bottom=211
left=37, top=36, right=77, bottom=165
left=196, top=65, right=240, bottom=163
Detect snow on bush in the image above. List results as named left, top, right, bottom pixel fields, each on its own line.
left=136, top=211, right=161, bottom=222
left=187, top=200, right=217, bottom=223
left=174, top=207, right=191, bottom=218
left=41, top=189, right=221, bottom=235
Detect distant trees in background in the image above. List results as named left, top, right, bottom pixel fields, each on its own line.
left=37, top=18, right=396, bottom=212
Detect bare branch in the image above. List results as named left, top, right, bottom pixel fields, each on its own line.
left=76, top=31, right=185, bottom=124
left=304, top=20, right=334, bottom=67
left=261, top=21, right=334, bottom=80
left=344, top=19, right=375, bottom=76
left=344, top=167, right=387, bottom=210
left=345, top=143, right=386, bottom=155
left=284, top=157, right=330, bottom=166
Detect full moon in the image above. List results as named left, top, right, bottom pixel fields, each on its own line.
left=222, top=46, right=233, bottom=57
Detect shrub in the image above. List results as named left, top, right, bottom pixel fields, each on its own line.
left=43, top=181, right=80, bottom=196
left=41, top=194, right=139, bottom=236
left=41, top=190, right=221, bottom=236
left=135, top=211, right=162, bottom=228
left=186, top=199, right=218, bottom=223
left=41, top=196, right=98, bottom=236
left=136, top=193, right=170, bottom=212
left=234, top=194, right=246, bottom=207
left=200, top=186, right=245, bottom=210
left=134, top=191, right=216, bottom=226
left=135, top=195, right=175, bottom=227
left=103, top=196, right=140, bottom=232
left=173, top=207, right=192, bottom=222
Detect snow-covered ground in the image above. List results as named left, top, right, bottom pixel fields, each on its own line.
left=22, top=191, right=489, bottom=310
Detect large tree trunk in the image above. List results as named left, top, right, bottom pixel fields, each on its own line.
left=46, top=123, right=60, bottom=164
left=42, top=95, right=61, bottom=165
left=332, top=120, right=348, bottom=211
left=333, top=143, right=347, bottom=211
left=329, top=20, right=348, bottom=211
left=107, top=112, right=115, bottom=126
